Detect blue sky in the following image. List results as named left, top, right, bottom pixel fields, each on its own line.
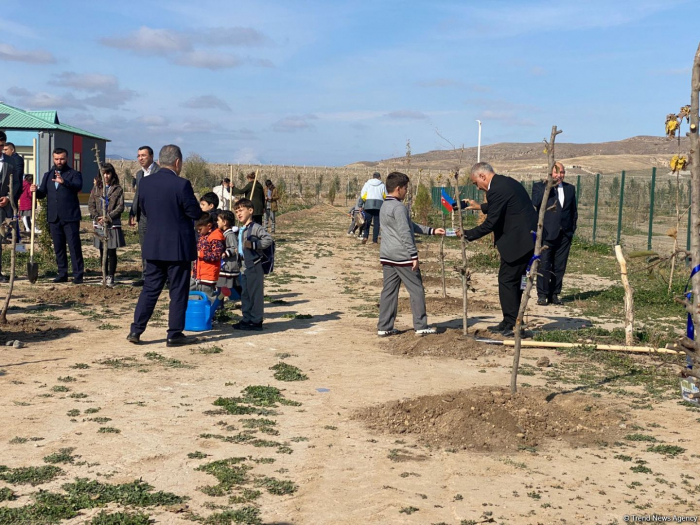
left=1, top=0, right=698, bottom=165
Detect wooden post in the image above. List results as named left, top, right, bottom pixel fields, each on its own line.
left=614, top=245, right=635, bottom=346
left=452, top=172, right=469, bottom=335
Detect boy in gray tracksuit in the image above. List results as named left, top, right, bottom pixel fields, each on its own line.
left=233, top=198, right=273, bottom=331
left=377, top=172, right=445, bottom=336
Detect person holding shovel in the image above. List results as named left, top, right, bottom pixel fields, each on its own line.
left=231, top=172, right=265, bottom=225
left=88, top=163, right=126, bottom=288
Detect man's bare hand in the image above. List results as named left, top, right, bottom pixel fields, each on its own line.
left=433, top=228, right=446, bottom=236
left=30, top=184, right=37, bottom=193
left=128, top=216, right=136, bottom=227
left=465, top=199, right=482, bottom=210
left=52, top=173, right=64, bottom=185
left=412, top=259, right=419, bottom=272
left=0, top=197, right=8, bottom=207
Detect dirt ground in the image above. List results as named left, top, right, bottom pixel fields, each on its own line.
left=1, top=205, right=698, bottom=524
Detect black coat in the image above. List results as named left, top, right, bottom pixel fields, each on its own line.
left=463, top=174, right=537, bottom=262
left=531, top=181, right=577, bottom=241
left=36, top=166, right=83, bottom=223
left=0, top=155, right=15, bottom=221
left=10, top=152, right=23, bottom=204
left=138, top=168, right=201, bottom=262
left=232, top=181, right=265, bottom=216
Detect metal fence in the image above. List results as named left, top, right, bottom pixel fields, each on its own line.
left=431, top=168, right=692, bottom=253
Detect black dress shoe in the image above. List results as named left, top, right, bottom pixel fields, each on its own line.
left=0, top=274, right=8, bottom=283
left=551, top=295, right=563, bottom=305
left=166, top=333, right=198, bottom=347
left=232, top=321, right=251, bottom=330
left=238, top=322, right=263, bottom=332
left=536, top=296, right=548, bottom=306
left=53, top=276, right=68, bottom=283
left=487, top=320, right=507, bottom=332
left=72, top=277, right=84, bottom=285
left=126, top=332, right=141, bottom=344
left=132, top=280, right=145, bottom=287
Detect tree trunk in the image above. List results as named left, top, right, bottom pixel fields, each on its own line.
left=687, top=41, right=700, bottom=375
left=0, top=176, right=19, bottom=324
left=452, top=172, right=469, bottom=335
left=511, top=125, right=561, bottom=394
left=614, top=245, right=635, bottom=346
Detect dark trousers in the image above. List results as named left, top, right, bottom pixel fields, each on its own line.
left=253, top=215, right=263, bottom=225
left=537, top=232, right=572, bottom=299
left=98, top=246, right=118, bottom=277
left=363, top=209, right=380, bottom=242
left=138, top=219, right=147, bottom=280
left=49, top=220, right=84, bottom=280
left=498, top=250, right=533, bottom=327
left=131, top=260, right=191, bottom=339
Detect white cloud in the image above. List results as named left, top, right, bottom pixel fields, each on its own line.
left=0, top=43, right=56, bottom=64
left=101, top=26, right=191, bottom=55
left=233, top=146, right=260, bottom=164
left=174, top=51, right=242, bottom=70
left=385, top=110, right=429, bottom=120
left=49, top=72, right=137, bottom=108
left=272, top=114, right=318, bottom=132
left=197, top=27, right=271, bottom=47
left=7, top=86, right=85, bottom=109
left=182, top=95, right=232, bottom=111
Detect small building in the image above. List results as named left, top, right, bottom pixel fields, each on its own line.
left=0, top=102, right=109, bottom=203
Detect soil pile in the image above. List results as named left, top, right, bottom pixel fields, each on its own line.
left=357, top=386, right=625, bottom=452
left=0, top=318, right=79, bottom=343
left=398, top=296, right=495, bottom=316
left=383, top=329, right=509, bottom=359
left=31, top=284, right=140, bottom=306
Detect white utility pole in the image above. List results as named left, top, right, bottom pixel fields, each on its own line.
left=476, top=120, right=482, bottom=163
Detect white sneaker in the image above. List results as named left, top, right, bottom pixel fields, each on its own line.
left=346, top=232, right=353, bottom=236
left=415, top=328, right=437, bottom=336
left=377, top=329, right=399, bottom=337
left=106, top=276, right=114, bottom=288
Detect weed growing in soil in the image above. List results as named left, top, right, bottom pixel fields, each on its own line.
left=188, top=451, right=210, bottom=459
left=87, top=417, right=112, bottom=423
left=212, top=386, right=300, bottom=416
left=67, top=409, right=80, bottom=417
left=70, top=363, right=90, bottom=369
left=270, top=362, right=308, bottom=381
left=281, top=313, right=313, bottom=319
left=69, top=393, right=88, bottom=399
left=192, top=346, right=223, bottom=355
left=0, top=487, right=16, bottom=502
left=85, top=407, right=101, bottom=414
left=625, top=434, right=658, bottom=442
left=144, top=352, right=192, bottom=369
left=0, top=465, right=63, bottom=485
left=52, top=385, right=70, bottom=392
left=202, top=506, right=261, bottom=525
left=96, top=357, right=139, bottom=369
left=97, top=427, right=121, bottom=434
left=647, top=444, right=686, bottom=457
left=399, top=506, right=419, bottom=515
left=43, top=448, right=78, bottom=464
left=90, top=510, right=151, bottom=524
left=97, top=324, right=119, bottom=331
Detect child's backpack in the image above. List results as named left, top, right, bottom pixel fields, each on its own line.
left=247, top=229, right=276, bottom=275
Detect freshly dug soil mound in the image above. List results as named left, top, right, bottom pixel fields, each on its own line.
left=0, top=318, right=79, bottom=343
left=357, top=387, right=625, bottom=452
left=383, top=328, right=510, bottom=360
left=398, top=296, right=495, bottom=316
left=31, top=284, right=141, bottom=306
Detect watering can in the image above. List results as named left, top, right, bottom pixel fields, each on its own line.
left=185, top=292, right=221, bottom=332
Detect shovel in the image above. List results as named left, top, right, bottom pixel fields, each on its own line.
left=27, top=174, right=39, bottom=283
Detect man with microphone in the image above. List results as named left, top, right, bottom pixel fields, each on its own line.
left=31, top=148, right=85, bottom=284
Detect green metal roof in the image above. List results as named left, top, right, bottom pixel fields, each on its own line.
left=0, top=102, right=109, bottom=141
left=27, top=110, right=59, bottom=124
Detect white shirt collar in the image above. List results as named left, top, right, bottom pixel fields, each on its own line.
left=144, top=162, right=155, bottom=176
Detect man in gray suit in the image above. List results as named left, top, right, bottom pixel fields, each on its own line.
left=128, top=146, right=159, bottom=287
left=0, top=131, right=17, bottom=282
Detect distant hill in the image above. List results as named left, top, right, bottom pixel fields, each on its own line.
left=349, top=136, right=690, bottom=175
left=106, top=154, right=131, bottom=161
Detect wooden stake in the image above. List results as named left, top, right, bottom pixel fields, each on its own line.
left=614, top=245, right=635, bottom=346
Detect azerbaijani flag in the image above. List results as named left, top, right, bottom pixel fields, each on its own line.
left=440, top=188, right=457, bottom=213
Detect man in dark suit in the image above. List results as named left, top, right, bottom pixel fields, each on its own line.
left=0, top=131, right=17, bottom=282
left=31, top=147, right=84, bottom=284
left=231, top=172, right=265, bottom=224
left=531, top=162, right=577, bottom=306
left=128, top=146, right=159, bottom=287
left=461, top=162, right=537, bottom=336
left=2, top=142, right=23, bottom=242
left=127, top=144, right=202, bottom=347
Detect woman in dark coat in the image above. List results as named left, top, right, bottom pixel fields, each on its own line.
left=88, top=163, right=126, bottom=287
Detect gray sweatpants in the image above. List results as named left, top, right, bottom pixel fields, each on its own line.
left=377, top=265, right=428, bottom=331
left=240, top=263, right=264, bottom=324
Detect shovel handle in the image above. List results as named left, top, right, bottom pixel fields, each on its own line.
left=30, top=176, right=37, bottom=259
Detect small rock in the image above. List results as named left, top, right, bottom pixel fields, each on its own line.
left=5, top=340, right=15, bottom=346
left=536, top=356, right=551, bottom=367
left=516, top=433, right=525, bottom=438
left=13, top=341, right=24, bottom=348
left=619, top=423, right=626, bottom=429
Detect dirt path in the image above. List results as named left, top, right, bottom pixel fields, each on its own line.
left=1, top=206, right=698, bottom=524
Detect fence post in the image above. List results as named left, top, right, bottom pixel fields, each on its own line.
left=647, top=167, right=656, bottom=251
left=576, top=175, right=581, bottom=202
left=688, top=179, right=692, bottom=252
left=616, top=170, right=626, bottom=245
left=593, top=173, right=600, bottom=244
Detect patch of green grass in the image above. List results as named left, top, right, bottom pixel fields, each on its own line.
left=203, top=506, right=261, bottom=525
left=399, top=506, right=419, bottom=515
left=67, top=409, right=81, bottom=417
left=196, top=457, right=253, bottom=495
left=52, top=385, right=70, bottom=392
left=270, top=362, right=308, bottom=381
left=70, top=363, right=90, bottom=369
left=87, top=417, right=112, bottom=423
left=9, top=436, right=28, bottom=444
left=69, top=393, right=88, bottom=399
left=97, top=324, right=119, bottom=331
left=43, top=448, right=77, bottom=465
left=228, top=488, right=262, bottom=504
left=188, top=451, right=210, bottom=459
left=144, top=352, right=192, bottom=369
left=96, top=357, right=139, bottom=369
left=647, top=444, right=686, bottom=457
left=625, top=434, right=658, bottom=442
left=192, top=346, right=224, bottom=355
left=631, top=464, right=653, bottom=474
left=241, top=418, right=277, bottom=429
left=256, top=476, right=297, bottom=495
left=527, top=491, right=542, bottom=500
left=84, top=407, right=101, bottom=414
left=90, top=510, right=152, bottom=524
left=0, top=487, right=16, bottom=502
left=614, top=454, right=633, bottom=462
left=0, top=465, right=63, bottom=485
left=281, top=313, right=313, bottom=319
left=97, top=427, right=121, bottom=434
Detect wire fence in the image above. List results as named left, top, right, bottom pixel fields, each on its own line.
left=430, top=168, right=692, bottom=253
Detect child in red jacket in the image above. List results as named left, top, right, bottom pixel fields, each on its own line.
left=190, top=212, right=225, bottom=300
left=19, top=174, right=39, bottom=233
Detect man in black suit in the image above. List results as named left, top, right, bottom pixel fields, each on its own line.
left=127, top=144, right=202, bottom=347
left=531, top=162, right=577, bottom=306
left=0, top=131, right=16, bottom=282
left=461, top=162, right=537, bottom=336
left=31, top=148, right=85, bottom=284
left=128, top=145, right=159, bottom=287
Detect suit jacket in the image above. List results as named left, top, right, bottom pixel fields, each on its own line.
left=232, top=181, right=265, bottom=215
left=10, top=152, right=24, bottom=204
left=463, top=174, right=537, bottom=262
left=36, top=166, right=83, bottom=223
left=138, top=167, right=201, bottom=261
left=0, top=155, right=16, bottom=221
left=130, top=162, right=159, bottom=221
left=531, top=181, right=577, bottom=241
